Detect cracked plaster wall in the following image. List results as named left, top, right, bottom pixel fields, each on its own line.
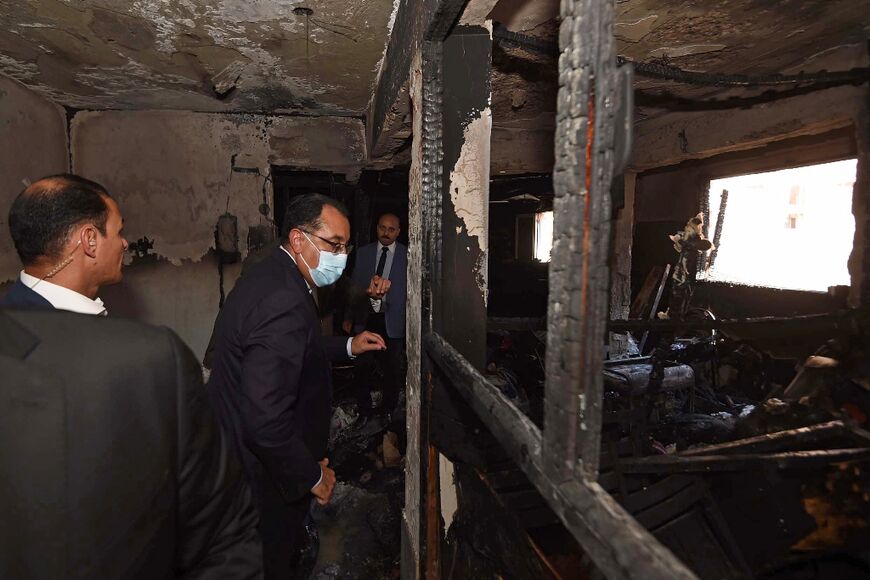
left=71, top=109, right=366, bottom=262
left=64, top=109, right=366, bottom=358
left=0, top=76, right=68, bottom=281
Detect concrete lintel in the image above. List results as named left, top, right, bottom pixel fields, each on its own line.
left=630, top=85, right=865, bottom=172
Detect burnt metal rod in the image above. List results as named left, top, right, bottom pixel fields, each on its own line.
left=424, top=332, right=697, bottom=580
left=639, top=263, right=671, bottom=353
left=708, top=189, right=728, bottom=270
left=619, top=447, right=870, bottom=474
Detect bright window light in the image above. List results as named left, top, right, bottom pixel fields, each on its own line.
left=703, top=159, right=857, bottom=292
left=535, top=211, right=554, bottom=262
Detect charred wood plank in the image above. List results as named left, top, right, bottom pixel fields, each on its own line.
left=620, top=448, right=870, bottom=474
left=425, top=332, right=541, bottom=469
left=678, top=420, right=870, bottom=457
left=425, top=332, right=697, bottom=579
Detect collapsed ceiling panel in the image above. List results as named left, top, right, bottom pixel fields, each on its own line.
left=0, top=0, right=398, bottom=113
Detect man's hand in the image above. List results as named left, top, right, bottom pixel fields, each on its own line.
left=351, top=331, right=386, bottom=356
left=342, top=319, right=353, bottom=335
left=366, top=275, right=391, bottom=300
left=311, top=458, right=336, bottom=506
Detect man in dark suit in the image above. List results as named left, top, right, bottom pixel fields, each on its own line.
left=207, top=193, right=386, bottom=578
left=0, top=308, right=263, bottom=579
left=343, top=213, right=408, bottom=419
left=1, top=174, right=128, bottom=313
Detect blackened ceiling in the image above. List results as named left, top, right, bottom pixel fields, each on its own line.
left=0, top=0, right=400, bottom=114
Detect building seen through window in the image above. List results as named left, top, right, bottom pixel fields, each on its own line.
left=702, top=158, right=857, bottom=292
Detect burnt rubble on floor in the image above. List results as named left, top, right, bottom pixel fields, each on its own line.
left=473, top=215, right=870, bottom=578
left=477, top=306, right=870, bottom=577
left=309, top=362, right=405, bottom=580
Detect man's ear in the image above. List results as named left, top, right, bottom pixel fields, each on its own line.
left=287, top=229, right=304, bottom=254
left=80, top=225, right=99, bottom=258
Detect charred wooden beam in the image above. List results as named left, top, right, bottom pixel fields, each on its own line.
left=608, top=308, right=870, bottom=334
left=425, top=332, right=541, bottom=468
left=439, top=26, right=491, bottom=369
left=424, top=332, right=697, bottom=580
left=545, top=0, right=620, bottom=484
left=422, top=40, right=444, bottom=333
left=425, top=0, right=468, bottom=41
left=679, top=420, right=870, bottom=457
left=620, top=448, right=870, bottom=474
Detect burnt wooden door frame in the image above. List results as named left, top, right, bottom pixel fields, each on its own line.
left=414, top=0, right=697, bottom=578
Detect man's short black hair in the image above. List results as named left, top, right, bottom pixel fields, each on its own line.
left=8, top=174, right=111, bottom=265
left=281, top=193, right=349, bottom=238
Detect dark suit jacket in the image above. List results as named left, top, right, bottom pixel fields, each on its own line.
left=349, top=241, right=407, bottom=339
left=206, top=247, right=349, bottom=504
left=0, top=278, right=53, bottom=308
left=0, top=309, right=262, bottom=579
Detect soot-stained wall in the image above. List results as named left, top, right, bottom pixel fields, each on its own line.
left=0, top=76, right=69, bottom=281
left=66, top=109, right=367, bottom=358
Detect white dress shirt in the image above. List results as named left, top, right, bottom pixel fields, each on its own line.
left=371, top=241, right=396, bottom=313
left=20, top=271, right=107, bottom=316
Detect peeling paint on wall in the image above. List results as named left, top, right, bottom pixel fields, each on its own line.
left=439, top=453, right=459, bottom=531
left=448, top=107, right=492, bottom=300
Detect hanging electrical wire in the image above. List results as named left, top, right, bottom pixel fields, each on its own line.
left=618, top=56, right=869, bottom=88
left=489, top=22, right=869, bottom=90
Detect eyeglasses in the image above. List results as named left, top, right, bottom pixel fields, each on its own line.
left=300, top=229, right=353, bottom=255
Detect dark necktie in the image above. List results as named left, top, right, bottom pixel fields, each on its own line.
left=376, top=247, right=389, bottom=277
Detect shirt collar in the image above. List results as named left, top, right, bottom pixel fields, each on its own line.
left=280, top=245, right=313, bottom=293
left=20, top=271, right=107, bottom=316
left=378, top=241, right=396, bottom=253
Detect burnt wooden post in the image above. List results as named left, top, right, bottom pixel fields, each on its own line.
left=403, top=0, right=697, bottom=576
left=849, top=69, right=870, bottom=307
left=439, top=26, right=492, bottom=369
left=403, top=49, right=424, bottom=578
left=420, top=38, right=446, bottom=580
left=426, top=25, right=496, bottom=469
left=609, top=172, right=635, bottom=356
left=544, top=0, right=618, bottom=481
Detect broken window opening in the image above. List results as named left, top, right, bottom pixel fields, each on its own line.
left=701, top=158, right=857, bottom=292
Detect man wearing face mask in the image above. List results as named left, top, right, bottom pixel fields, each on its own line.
left=207, top=193, right=386, bottom=579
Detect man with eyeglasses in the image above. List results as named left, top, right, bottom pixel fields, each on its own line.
left=207, top=193, right=386, bottom=579
left=343, top=213, right=408, bottom=423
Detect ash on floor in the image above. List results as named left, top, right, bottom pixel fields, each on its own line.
left=311, top=363, right=405, bottom=579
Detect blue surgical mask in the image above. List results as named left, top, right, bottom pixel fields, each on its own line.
left=300, top=232, right=347, bottom=287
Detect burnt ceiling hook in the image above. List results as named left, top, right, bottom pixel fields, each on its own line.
left=293, top=6, right=314, bottom=59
